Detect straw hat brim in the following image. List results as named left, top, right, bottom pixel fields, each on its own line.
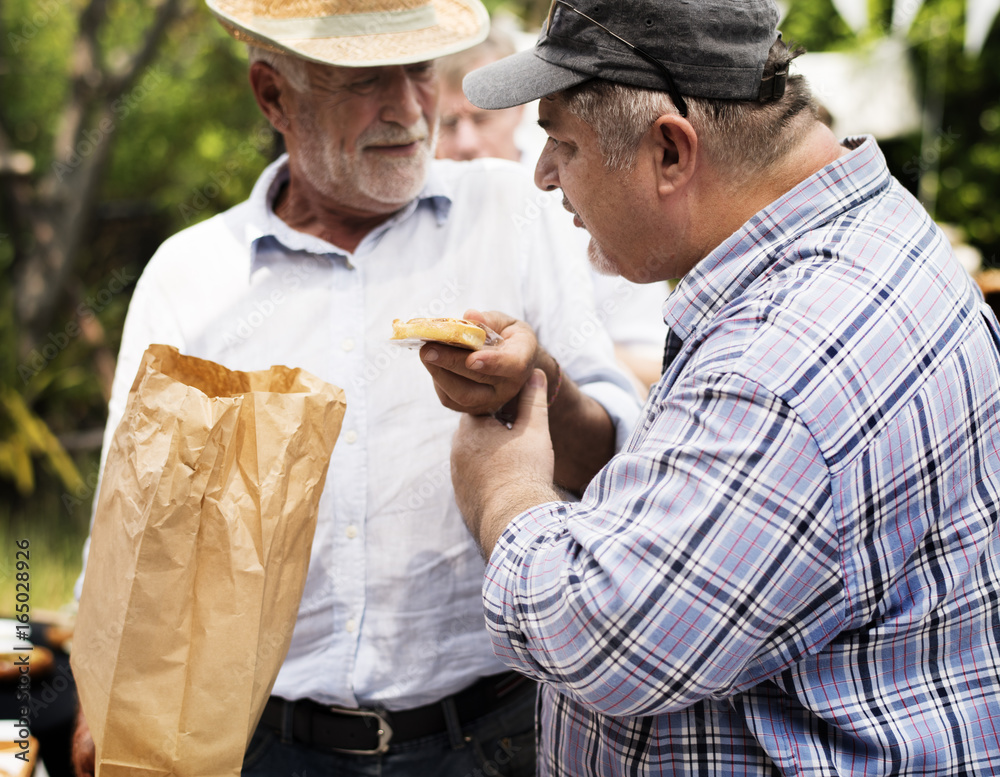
left=207, top=0, right=489, bottom=67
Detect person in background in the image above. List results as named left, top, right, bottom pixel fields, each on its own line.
left=422, top=0, right=1000, bottom=773
left=437, top=23, right=668, bottom=394
left=437, top=23, right=527, bottom=164
left=70, top=1, right=643, bottom=775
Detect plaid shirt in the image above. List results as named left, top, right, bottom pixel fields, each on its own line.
left=484, top=137, right=1000, bottom=775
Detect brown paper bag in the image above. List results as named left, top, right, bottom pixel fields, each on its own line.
left=71, top=344, right=346, bottom=777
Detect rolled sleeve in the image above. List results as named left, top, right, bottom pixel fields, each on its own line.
left=483, top=373, right=845, bottom=718
left=578, top=379, right=643, bottom=451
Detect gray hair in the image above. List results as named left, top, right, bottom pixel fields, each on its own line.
left=247, top=45, right=310, bottom=92
left=559, top=39, right=817, bottom=182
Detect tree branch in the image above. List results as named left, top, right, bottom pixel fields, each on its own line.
left=105, top=0, right=187, bottom=99
left=51, top=0, right=109, bottom=164
left=0, top=124, right=34, bottom=274
left=15, top=0, right=188, bottom=350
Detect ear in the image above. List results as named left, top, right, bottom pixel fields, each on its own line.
left=249, top=61, right=292, bottom=133
left=649, top=114, right=698, bottom=197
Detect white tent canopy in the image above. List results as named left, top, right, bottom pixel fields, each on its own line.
left=792, top=37, right=923, bottom=139
left=821, top=0, right=999, bottom=55
left=782, top=0, right=998, bottom=139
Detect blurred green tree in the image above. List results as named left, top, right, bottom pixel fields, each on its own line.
left=782, top=0, right=1000, bottom=259
left=0, top=0, right=275, bottom=510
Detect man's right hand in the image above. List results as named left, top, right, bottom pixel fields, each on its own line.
left=72, top=706, right=96, bottom=777
left=452, top=368, right=559, bottom=557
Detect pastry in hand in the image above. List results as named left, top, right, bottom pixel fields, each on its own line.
left=391, top=317, right=500, bottom=350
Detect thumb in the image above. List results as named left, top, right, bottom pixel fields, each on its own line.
left=515, top=369, right=549, bottom=432
left=464, top=308, right=517, bottom=335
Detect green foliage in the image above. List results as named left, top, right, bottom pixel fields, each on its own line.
left=3, top=0, right=78, bottom=171
left=0, top=386, right=84, bottom=495
left=911, top=3, right=1000, bottom=258
left=101, top=7, right=277, bottom=225
left=0, top=465, right=94, bottom=614
left=778, top=0, right=1000, bottom=263
left=781, top=0, right=856, bottom=49
left=1, top=0, right=274, bottom=501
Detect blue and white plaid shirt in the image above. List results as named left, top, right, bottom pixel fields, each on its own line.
left=484, top=137, right=1000, bottom=775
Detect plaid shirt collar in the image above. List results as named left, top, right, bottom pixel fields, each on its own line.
left=664, top=135, right=890, bottom=344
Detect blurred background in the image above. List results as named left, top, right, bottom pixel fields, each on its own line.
left=1, top=0, right=1000, bottom=616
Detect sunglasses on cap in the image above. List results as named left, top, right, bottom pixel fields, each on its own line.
left=545, top=0, right=690, bottom=117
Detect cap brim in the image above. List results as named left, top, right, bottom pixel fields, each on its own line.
left=463, top=48, right=591, bottom=109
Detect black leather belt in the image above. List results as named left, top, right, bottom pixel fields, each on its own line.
left=259, top=672, right=532, bottom=755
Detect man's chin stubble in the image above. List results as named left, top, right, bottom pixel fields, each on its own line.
left=588, top=240, right=621, bottom=276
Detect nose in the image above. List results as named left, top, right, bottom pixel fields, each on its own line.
left=535, top=143, right=559, bottom=191
left=380, top=67, right=425, bottom=126
left=452, top=118, right=483, bottom=160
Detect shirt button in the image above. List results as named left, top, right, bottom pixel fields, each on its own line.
left=343, top=430, right=358, bottom=444
left=345, top=525, right=358, bottom=539
left=341, top=338, right=355, bottom=352
left=345, top=619, right=357, bottom=633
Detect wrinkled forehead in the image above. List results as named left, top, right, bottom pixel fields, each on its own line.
left=304, top=59, right=435, bottom=86
left=537, top=93, right=571, bottom=124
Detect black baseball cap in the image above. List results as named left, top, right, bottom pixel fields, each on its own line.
left=463, top=0, right=782, bottom=111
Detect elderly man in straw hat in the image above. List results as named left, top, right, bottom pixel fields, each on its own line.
left=70, top=0, right=644, bottom=775
left=423, top=0, right=1000, bottom=774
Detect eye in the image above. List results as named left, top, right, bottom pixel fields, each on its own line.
left=348, top=77, right=379, bottom=94
left=406, top=61, right=436, bottom=80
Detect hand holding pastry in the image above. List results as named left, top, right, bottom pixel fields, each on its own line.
left=415, top=309, right=558, bottom=418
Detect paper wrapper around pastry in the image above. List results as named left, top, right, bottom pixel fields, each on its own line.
left=71, top=344, right=346, bottom=777
left=389, top=317, right=504, bottom=350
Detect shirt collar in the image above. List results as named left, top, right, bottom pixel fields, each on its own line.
left=244, top=154, right=453, bottom=272
left=664, top=135, right=891, bottom=343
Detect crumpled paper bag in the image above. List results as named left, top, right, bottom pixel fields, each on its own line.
left=71, top=344, right=346, bottom=777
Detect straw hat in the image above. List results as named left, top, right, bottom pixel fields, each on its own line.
left=207, top=0, right=490, bottom=67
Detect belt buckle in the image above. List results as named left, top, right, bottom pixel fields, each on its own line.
left=329, top=706, right=394, bottom=755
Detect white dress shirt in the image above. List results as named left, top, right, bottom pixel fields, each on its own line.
left=80, top=155, right=641, bottom=710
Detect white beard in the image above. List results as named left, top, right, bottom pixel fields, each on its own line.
left=297, top=112, right=436, bottom=211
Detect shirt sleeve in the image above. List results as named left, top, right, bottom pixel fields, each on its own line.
left=518, top=189, right=644, bottom=450
left=590, top=272, right=669, bottom=351
left=74, top=251, right=188, bottom=599
left=483, top=370, right=847, bottom=717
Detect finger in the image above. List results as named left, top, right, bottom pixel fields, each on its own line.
left=465, top=309, right=526, bottom=350
left=422, top=343, right=502, bottom=385
left=514, top=369, right=549, bottom=433
left=72, top=735, right=96, bottom=777
left=420, top=342, right=483, bottom=373
left=465, top=328, right=536, bottom=378
left=463, top=309, right=517, bottom=334
left=424, top=361, right=501, bottom=412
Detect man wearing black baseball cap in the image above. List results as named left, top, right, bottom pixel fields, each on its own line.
left=429, top=0, right=1000, bottom=773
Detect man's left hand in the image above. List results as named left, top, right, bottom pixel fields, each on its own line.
left=420, top=309, right=552, bottom=417
left=423, top=308, right=617, bottom=494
